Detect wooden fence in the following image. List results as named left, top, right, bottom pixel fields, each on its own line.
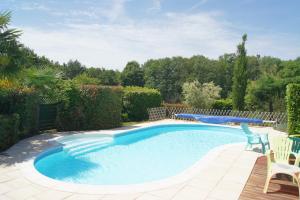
left=148, top=107, right=287, bottom=127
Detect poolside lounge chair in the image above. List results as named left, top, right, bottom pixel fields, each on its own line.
left=264, top=135, right=300, bottom=195
left=241, top=123, right=269, bottom=154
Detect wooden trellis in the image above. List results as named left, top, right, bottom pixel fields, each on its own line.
left=148, top=107, right=287, bottom=127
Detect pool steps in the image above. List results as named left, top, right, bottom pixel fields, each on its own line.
left=68, top=143, right=112, bottom=157
left=57, top=136, right=114, bottom=157
left=66, top=139, right=113, bottom=156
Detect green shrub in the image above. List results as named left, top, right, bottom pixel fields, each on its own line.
left=182, top=81, right=221, bottom=108
left=212, top=99, right=233, bottom=110
left=0, top=114, right=20, bottom=151
left=123, top=87, right=162, bottom=121
left=0, top=80, right=39, bottom=138
left=57, top=85, right=123, bottom=131
left=287, top=84, right=300, bottom=135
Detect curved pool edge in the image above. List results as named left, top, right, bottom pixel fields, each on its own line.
left=17, top=141, right=246, bottom=194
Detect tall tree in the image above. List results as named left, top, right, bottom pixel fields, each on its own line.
left=121, top=61, right=144, bottom=87
left=232, top=34, right=248, bottom=110
left=63, top=60, right=86, bottom=79
left=144, top=58, right=184, bottom=102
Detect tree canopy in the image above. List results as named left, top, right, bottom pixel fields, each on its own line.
left=121, top=61, right=144, bottom=87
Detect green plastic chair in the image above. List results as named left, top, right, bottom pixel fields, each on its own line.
left=264, top=135, right=300, bottom=195
left=241, top=123, right=269, bottom=154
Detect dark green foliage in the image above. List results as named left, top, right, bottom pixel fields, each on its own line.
left=245, top=58, right=300, bottom=112
left=232, top=34, right=248, bottom=110
left=57, top=85, right=123, bottom=131
left=63, top=60, right=86, bottom=79
left=0, top=82, right=39, bottom=137
left=287, top=84, right=300, bottom=135
left=212, top=99, right=233, bottom=110
left=121, top=61, right=144, bottom=87
left=123, top=87, right=162, bottom=121
left=15, top=90, right=39, bottom=137
left=245, top=76, right=283, bottom=112
left=144, top=57, right=186, bottom=102
left=247, top=55, right=260, bottom=81
left=85, top=67, right=120, bottom=85
left=0, top=114, right=19, bottom=151
left=218, top=54, right=235, bottom=98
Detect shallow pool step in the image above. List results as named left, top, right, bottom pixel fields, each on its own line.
left=69, top=143, right=112, bottom=157
left=64, top=139, right=109, bottom=151
left=65, top=139, right=112, bottom=153
left=63, top=137, right=113, bottom=157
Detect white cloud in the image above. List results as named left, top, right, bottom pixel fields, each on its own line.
left=188, top=0, right=209, bottom=11
left=18, top=11, right=300, bottom=70
left=149, top=0, right=162, bottom=12
left=247, top=34, right=300, bottom=59
left=19, top=2, right=50, bottom=11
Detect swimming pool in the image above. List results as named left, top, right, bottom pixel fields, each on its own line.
left=34, top=124, right=245, bottom=185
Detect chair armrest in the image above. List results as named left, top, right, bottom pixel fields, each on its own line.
left=247, top=134, right=261, bottom=139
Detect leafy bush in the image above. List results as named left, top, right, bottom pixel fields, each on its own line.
left=0, top=114, right=20, bottom=151
left=57, top=85, right=123, bottom=131
left=287, top=84, right=300, bottom=135
left=0, top=80, right=39, bottom=138
left=182, top=81, right=221, bottom=108
left=72, top=73, right=100, bottom=85
left=123, top=87, right=162, bottom=121
left=22, top=67, right=65, bottom=104
left=212, top=99, right=233, bottom=110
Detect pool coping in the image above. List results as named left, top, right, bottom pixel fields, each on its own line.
left=17, top=122, right=247, bottom=194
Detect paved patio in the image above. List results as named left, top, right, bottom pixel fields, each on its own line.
left=0, top=120, right=278, bottom=200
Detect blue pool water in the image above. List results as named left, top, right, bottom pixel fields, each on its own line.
left=35, top=124, right=245, bottom=185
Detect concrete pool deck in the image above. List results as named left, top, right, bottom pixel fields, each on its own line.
left=0, top=120, right=285, bottom=200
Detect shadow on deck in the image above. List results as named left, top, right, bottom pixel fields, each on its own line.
left=239, top=156, right=299, bottom=200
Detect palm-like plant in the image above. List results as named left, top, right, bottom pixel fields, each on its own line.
left=0, top=11, right=22, bottom=74
left=0, top=11, right=21, bottom=48
left=23, top=67, right=66, bottom=103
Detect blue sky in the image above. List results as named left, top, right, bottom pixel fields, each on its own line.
left=1, top=0, right=300, bottom=69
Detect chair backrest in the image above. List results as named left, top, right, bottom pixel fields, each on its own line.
left=241, top=123, right=253, bottom=135
left=269, top=135, right=293, bottom=164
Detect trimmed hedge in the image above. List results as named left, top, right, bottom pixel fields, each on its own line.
left=287, top=84, right=300, bottom=135
left=0, top=114, right=20, bottom=151
left=123, top=87, right=162, bottom=121
left=57, top=85, right=123, bottom=131
left=0, top=80, right=39, bottom=138
left=212, top=99, right=233, bottom=110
